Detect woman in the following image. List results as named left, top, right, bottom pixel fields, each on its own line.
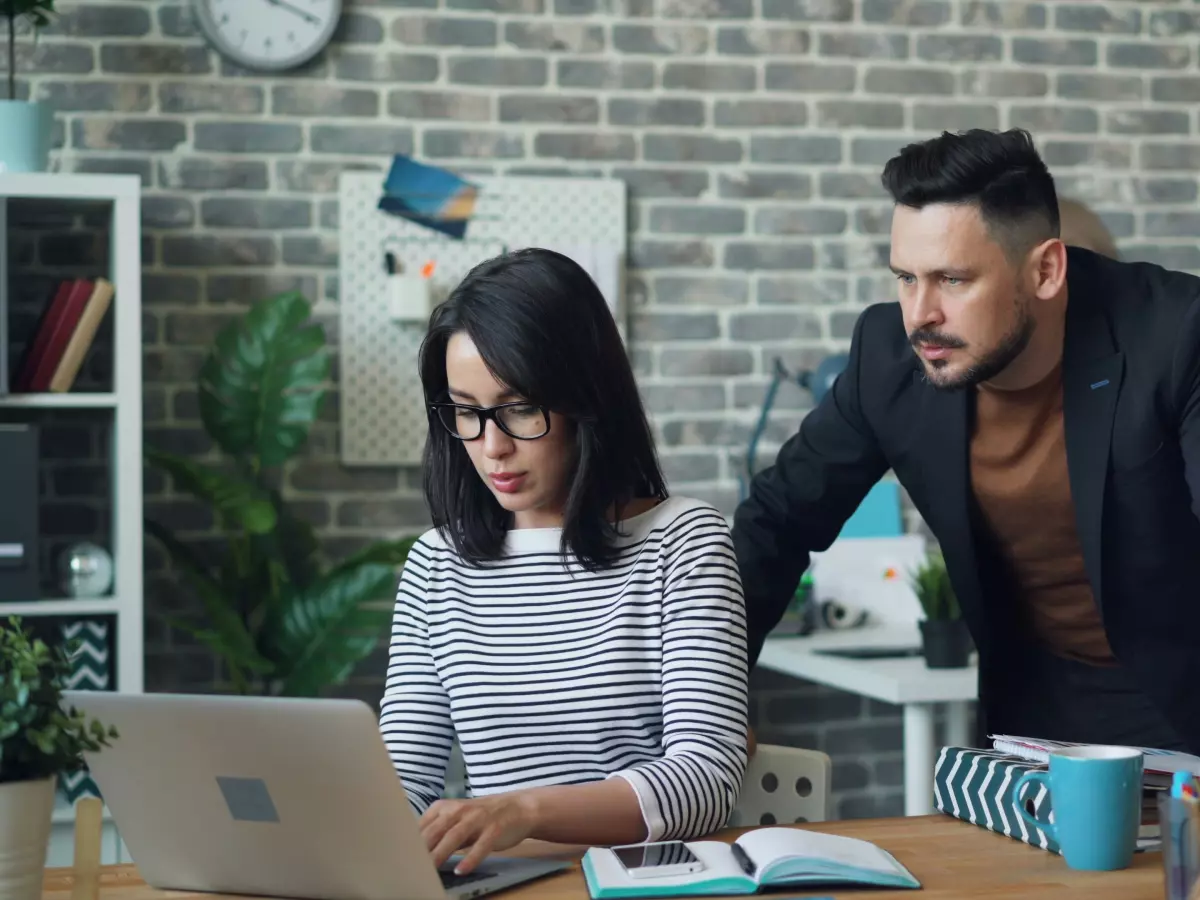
left=379, top=248, right=749, bottom=876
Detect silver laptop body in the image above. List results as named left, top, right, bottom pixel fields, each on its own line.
left=64, top=691, right=567, bottom=900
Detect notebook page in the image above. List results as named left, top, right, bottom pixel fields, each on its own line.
left=734, top=827, right=906, bottom=877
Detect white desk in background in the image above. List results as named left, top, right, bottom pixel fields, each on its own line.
left=756, top=624, right=978, bottom=817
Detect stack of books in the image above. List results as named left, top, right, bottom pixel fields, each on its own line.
left=11, top=277, right=114, bottom=393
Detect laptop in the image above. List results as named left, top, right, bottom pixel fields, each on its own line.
left=63, top=691, right=569, bottom=900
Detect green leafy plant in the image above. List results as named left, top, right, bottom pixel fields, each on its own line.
left=909, top=549, right=961, bottom=621
left=0, top=616, right=118, bottom=785
left=145, top=291, right=417, bottom=697
left=3, top=1, right=56, bottom=102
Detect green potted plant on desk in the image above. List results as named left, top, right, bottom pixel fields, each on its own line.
left=910, top=550, right=971, bottom=669
left=0, top=1, right=57, bottom=172
left=0, top=616, right=117, bottom=900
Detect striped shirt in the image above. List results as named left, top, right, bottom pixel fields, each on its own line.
left=379, top=495, right=750, bottom=842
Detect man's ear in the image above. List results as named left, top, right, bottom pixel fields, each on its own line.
left=1030, top=238, right=1068, bottom=301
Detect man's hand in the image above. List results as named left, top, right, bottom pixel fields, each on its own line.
left=420, top=793, right=540, bottom=875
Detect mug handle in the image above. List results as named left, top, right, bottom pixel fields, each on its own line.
left=1012, top=771, right=1056, bottom=839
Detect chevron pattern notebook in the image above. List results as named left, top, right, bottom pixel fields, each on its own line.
left=58, top=620, right=110, bottom=804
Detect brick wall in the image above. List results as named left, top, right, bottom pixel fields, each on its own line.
left=15, top=0, right=1200, bottom=818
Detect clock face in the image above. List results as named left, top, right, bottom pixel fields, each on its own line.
left=193, top=0, right=342, bottom=71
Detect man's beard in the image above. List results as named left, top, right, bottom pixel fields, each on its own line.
left=911, top=298, right=1036, bottom=392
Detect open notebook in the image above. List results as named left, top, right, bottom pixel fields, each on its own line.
left=582, top=828, right=920, bottom=898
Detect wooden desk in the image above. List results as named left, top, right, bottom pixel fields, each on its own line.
left=42, top=815, right=1165, bottom=900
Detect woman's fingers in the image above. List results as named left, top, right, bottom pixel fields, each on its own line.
left=430, top=814, right=482, bottom=869
left=453, top=826, right=497, bottom=875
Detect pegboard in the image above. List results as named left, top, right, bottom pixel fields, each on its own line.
left=337, top=172, right=627, bottom=467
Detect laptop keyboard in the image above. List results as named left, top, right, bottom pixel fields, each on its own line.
left=439, top=868, right=495, bottom=889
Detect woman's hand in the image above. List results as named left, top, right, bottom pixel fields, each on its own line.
left=420, top=793, right=540, bottom=875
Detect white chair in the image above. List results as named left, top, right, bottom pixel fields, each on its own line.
left=729, top=743, right=833, bottom=827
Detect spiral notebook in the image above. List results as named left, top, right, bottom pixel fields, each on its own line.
left=990, top=735, right=1200, bottom=789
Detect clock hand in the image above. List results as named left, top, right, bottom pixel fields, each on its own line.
left=263, top=0, right=321, bottom=26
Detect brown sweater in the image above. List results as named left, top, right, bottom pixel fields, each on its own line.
left=969, top=361, right=1117, bottom=665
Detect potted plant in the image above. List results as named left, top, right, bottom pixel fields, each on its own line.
left=0, top=1, right=56, bottom=172
left=145, top=290, right=418, bottom=696
left=909, top=549, right=971, bottom=669
left=0, top=616, right=117, bottom=900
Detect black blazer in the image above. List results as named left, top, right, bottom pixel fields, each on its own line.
left=733, top=247, right=1200, bottom=751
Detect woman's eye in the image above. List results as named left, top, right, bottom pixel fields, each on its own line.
left=510, top=405, right=539, bottom=417
left=455, top=408, right=475, bottom=419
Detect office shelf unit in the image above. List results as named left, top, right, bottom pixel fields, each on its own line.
left=0, top=173, right=144, bottom=865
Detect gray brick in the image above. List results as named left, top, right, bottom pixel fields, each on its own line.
left=335, top=52, right=439, bottom=83
left=554, top=0, right=653, bottom=14
left=660, top=0, right=752, bottom=17
left=72, top=119, right=186, bottom=152
left=1097, top=211, right=1134, bottom=239
left=392, top=16, right=496, bottom=46
left=143, top=274, right=201, bottom=307
left=1134, top=178, right=1199, bottom=205
left=448, top=0, right=543, bottom=10
left=961, top=69, right=1048, bottom=98
left=767, top=691, right=862, bottom=724
left=661, top=348, right=754, bottom=378
left=917, top=34, right=1002, bottom=62
left=832, top=762, right=872, bottom=792
left=35, top=81, right=151, bottom=112
left=726, top=242, right=816, bottom=271
left=750, top=136, right=840, bottom=165
left=1149, top=11, right=1200, bottom=37
left=838, top=793, right=904, bottom=818
left=208, top=274, right=321, bottom=306
left=1107, top=43, right=1190, bottom=70
left=1122, top=244, right=1200, bottom=270
left=817, top=101, right=903, bottom=130
left=1009, top=105, right=1098, bottom=134
left=505, top=22, right=604, bottom=52
left=334, top=11, right=386, bottom=43
left=642, top=133, right=741, bottom=163
left=159, top=83, right=264, bottom=114
left=1106, top=110, right=1190, bottom=136
left=758, top=276, right=848, bottom=305
left=1055, top=4, right=1139, bottom=34
left=1043, top=141, right=1132, bottom=169
left=660, top=452, right=721, bottom=483
left=613, top=24, right=708, bottom=54
left=273, top=85, right=378, bottom=117
left=762, top=0, right=853, bottom=21
left=663, top=63, right=756, bottom=92
left=1013, top=37, right=1098, bottom=66
left=1150, top=77, right=1200, bottom=104
left=449, top=56, right=546, bottom=87
left=715, top=100, right=806, bottom=129
left=312, top=125, right=414, bottom=155
left=864, top=66, right=954, bottom=97
left=500, top=95, right=599, bottom=123
left=717, top=26, right=809, bottom=55
left=1057, top=73, right=1142, bottom=102
left=1145, top=213, right=1200, bottom=238
left=960, top=1, right=1046, bottom=29
left=73, top=157, right=154, bottom=183
left=320, top=200, right=340, bottom=229
left=874, top=757, right=905, bottom=788
left=820, top=32, right=907, bottom=59
left=719, top=172, right=812, bottom=200
left=13, top=43, right=93, bottom=75
left=48, top=4, right=150, bottom=36
left=388, top=90, right=491, bottom=121
left=862, top=0, right=950, bottom=26
left=650, top=205, right=745, bottom=235
left=283, top=236, right=340, bottom=268
left=765, top=63, right=855, bottom=93
left=630, top=239, right=714, bottom=268
left=730, top=311, right=822, bottom=341
left=820, top=173, right=885, bottom=199
left=337, top=498, right=431, bottom=528
left=655, top=275, right=749, bottom=306
left=610, top=98, right=705, bottom=128
left=535, top=133, right=636, bottom=161
left=755, top=207, right=847, bottom=236
left=831, top=309, right=862, bottom=339
left=157, top=4, right=197, bottom=37
left=276, top=161, right=383, bottom=193
left=100, top=43, right=210, bottom=74
left=141, top=196, right=194, bottom=230
left=914, top=103, right=1000, bottom=131
left=290, top=463, right=398, bottom=493
left=162, top=236, right=276, bottom=268
left=642, top=384, right=727, bottom=415
left=855, top=207, right=894, bottom=235
left=614, top=168, right=710, bottom=198
left=201, top=198, right=312, bottom=230
left=558, top=60, right=655, bottom=90
left=195, top=122, right=302, bottom=154
left=423, top=129, right=524, bottom=159
left=631, top=312, right=720, bottom=341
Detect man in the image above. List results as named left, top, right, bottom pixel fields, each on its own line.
left=733, top=128, right=1200, bottom=753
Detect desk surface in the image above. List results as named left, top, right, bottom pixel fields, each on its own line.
left=42, top=815, right=1163, bottom=900
left=758, top=626, right=978, bottom=704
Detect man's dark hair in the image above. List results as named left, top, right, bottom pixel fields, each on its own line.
left=881, top=128, right=1060, bottom=257
left=418, top=247, right=666, bottom=571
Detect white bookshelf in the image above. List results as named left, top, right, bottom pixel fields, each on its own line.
left=0, top=174, right=143, bottom=866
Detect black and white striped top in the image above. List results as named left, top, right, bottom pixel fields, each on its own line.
left=379, top=495, right=750, bottom=842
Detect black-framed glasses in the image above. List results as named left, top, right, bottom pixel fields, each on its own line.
left=429, top=401, right=551, bottom=441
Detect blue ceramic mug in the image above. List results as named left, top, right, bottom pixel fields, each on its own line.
left=1012, top=745, right=1143, bottom=871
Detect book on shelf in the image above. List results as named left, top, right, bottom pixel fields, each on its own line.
left=10, top=277, right=114, bottom=394
left=580, top=828, right=920, bottom=898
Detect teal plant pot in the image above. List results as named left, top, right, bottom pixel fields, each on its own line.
left=0, top=101, right=53, bottom=173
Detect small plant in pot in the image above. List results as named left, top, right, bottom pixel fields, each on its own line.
left=0, top=616, right=118, bottom=900
left=0, top=1, right=56, bottom=173
left=910, top=550, right=971, bottom=669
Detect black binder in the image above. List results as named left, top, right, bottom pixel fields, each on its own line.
left=0, top=423, right=39, bottom=602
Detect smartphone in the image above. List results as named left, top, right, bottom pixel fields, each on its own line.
left=611, top=841, right=705, bottom=879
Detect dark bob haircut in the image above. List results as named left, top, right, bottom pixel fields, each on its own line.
left=881, top=128, right=1059, bottom=258
left=418, top=247, right=666, bottom=570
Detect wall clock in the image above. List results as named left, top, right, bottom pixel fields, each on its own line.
left=192, top=0, right=342, bottom=72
